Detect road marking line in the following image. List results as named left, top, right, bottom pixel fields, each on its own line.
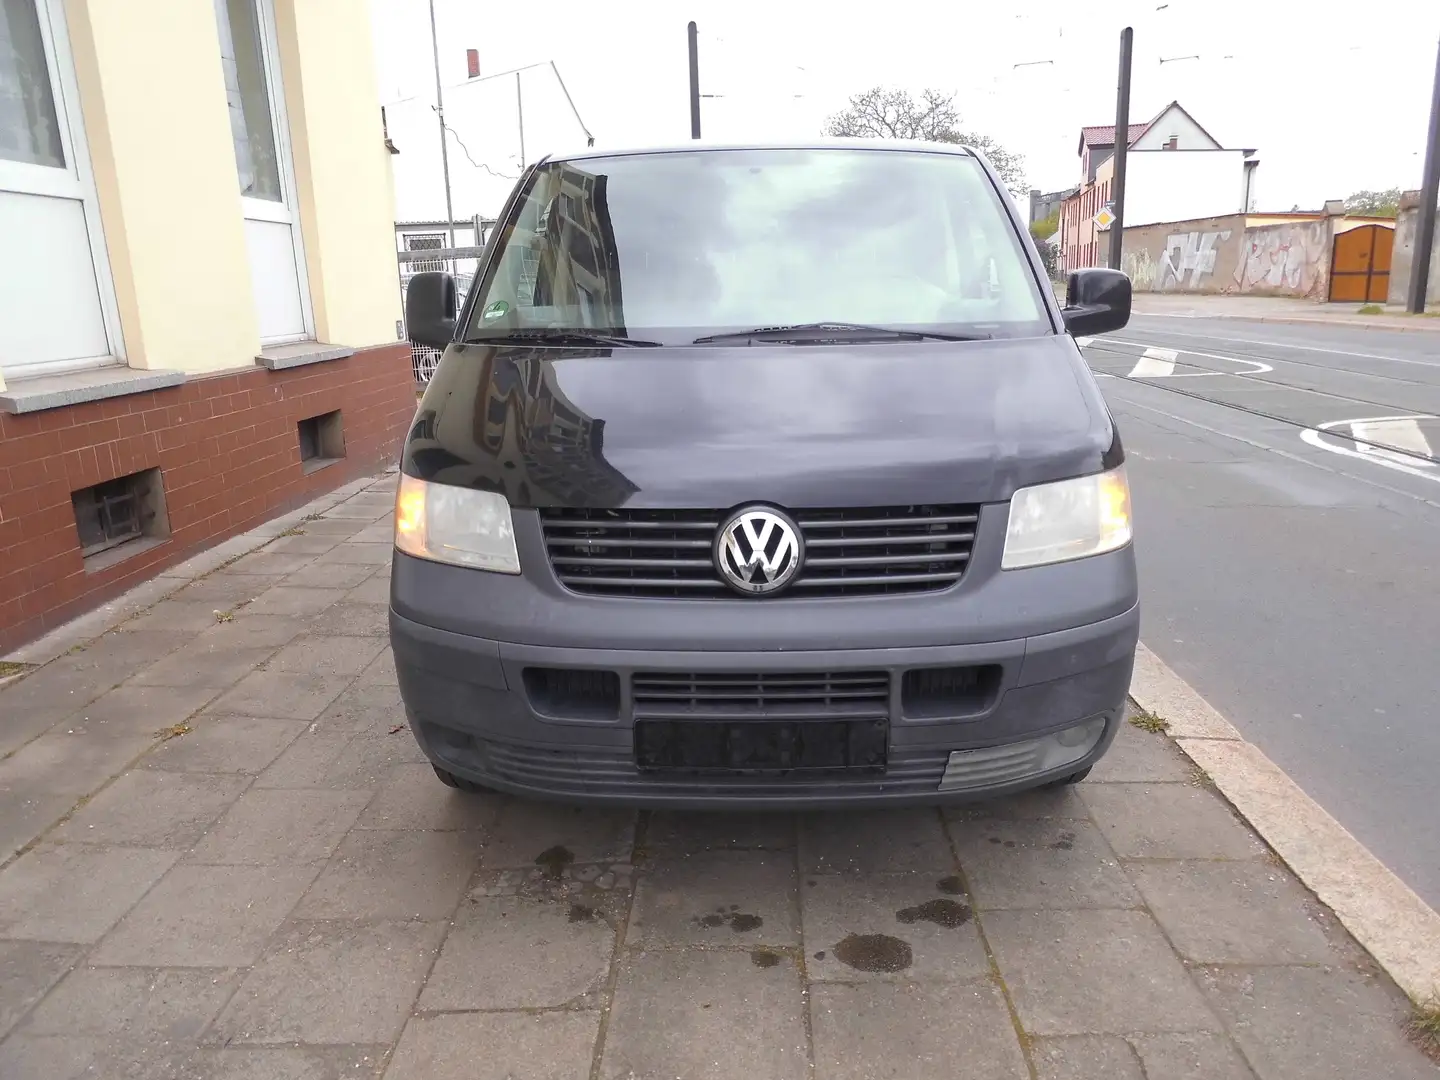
left=1350, top=417, right=1435, bottom=462
left=1123, top=323, right=1439, bottom=367
left=1105, top=338, right=1275, bottom=375
left=1302, top=415, right=1440, bottom=483
left=1074, top=336, right=1094, bottom=348
left=1128, top=347, right=1177, bottom=377
left=1129, top=642, right=1440, bottom=1005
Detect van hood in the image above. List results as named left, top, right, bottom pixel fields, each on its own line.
left=403, top=336, right=1120, bottom=508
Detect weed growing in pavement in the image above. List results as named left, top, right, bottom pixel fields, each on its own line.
left=213, top=609, right=235, bottom=623
left=1407, top=1000, right=1440, bottom=1061
left=0, top=661, right=29, bottom=678
left=1129, top=707, right=1170, bottom=734
left=1357, top=304, right=1383, bottom=315
left=275, top=526, right=306, bottom=537
left=156, top=722, right=192, bottom=741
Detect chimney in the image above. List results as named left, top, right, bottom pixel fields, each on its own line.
left=1164, top=135, right=1178, bottom=150
left=466, top=49, right=480, bottom=79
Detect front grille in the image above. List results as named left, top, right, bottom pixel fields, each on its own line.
left=539, top=505, right=980, bottom=598
left=632, top=671, right=890, bottom=721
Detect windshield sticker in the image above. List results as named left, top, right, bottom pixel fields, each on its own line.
left=482, top=300, right=509, bottom=320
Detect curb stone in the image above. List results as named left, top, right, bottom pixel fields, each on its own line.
left=1129, top=641, right=1440, bottom=1006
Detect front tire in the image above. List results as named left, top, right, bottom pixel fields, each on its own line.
left=432, top=764, right=492, bottom=794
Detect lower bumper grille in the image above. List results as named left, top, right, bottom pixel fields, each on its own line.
left=632, top=670, right=890, bottom=721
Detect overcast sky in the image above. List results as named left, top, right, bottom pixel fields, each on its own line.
left=369, top=0, right=1440, bottom=222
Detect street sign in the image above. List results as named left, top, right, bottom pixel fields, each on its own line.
left=1093, top=206, right=1116, bottom=230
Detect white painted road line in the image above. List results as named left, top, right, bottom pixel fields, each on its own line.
left=1350, top=417, right=1436, bottom=462
left=1089, top=338, right=1276, bottom=377
left=1129, top=642, right=1440, bottom=1005
left=1128, top=347, right=1177, bottom=378
left=1302, top=415, right=1440, bottom=483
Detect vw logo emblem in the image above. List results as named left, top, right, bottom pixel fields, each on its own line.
left=715, top=506, right=804, bottom=596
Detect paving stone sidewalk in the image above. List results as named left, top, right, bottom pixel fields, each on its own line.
left=0, top=472, right=1435, bottom=1079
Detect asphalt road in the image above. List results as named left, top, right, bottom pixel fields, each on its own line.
left=1080, top=313, right=1440, bottom=908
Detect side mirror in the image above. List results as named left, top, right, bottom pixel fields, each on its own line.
left=1062, top=268, right=1132, bottom=337
left=405, top=272, right=458, bottom=350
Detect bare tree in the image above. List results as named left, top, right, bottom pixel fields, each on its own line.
left=823, top=87, right=1027, bottom=194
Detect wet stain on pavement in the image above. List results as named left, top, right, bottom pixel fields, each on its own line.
left=567, top=903, right=597, bottom=923
left=751, top=948, right=781, bottom=968
left=834, top=933, right=913, bottom=973
left=987, top=837, right=1017, bottom=848
left=936, top=875, right=965, bottom=895
left=896, top=898, right=972, bottom=928
left=695, top=908, right=764, bottom=933
left=535, top=845, right=575, bottom=879
left=813, top=950, right=826, bottom=960
left=1049, top=831, right=1077, bottom=851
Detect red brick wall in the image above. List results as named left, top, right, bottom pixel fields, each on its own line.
left=0, top=343, right=415, bottom=653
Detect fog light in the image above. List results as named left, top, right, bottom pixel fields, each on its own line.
left=938, top=716, right=1109, bottom=792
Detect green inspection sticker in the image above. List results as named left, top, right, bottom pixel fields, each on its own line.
left=482, top=300, right=509, bottom=320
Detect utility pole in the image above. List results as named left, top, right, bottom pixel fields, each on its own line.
left=427, top=0, right=455, bottom=260
left=688, top=21, right=701, bottom=139
left=1107, top=26, right=1133, bottom=271
left=1407, top=33, right=1440, bottom=314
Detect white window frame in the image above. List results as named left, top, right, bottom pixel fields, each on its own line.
left=1, top=0, right=124, bottom=376
left=219, top=0, right=314, bottom=343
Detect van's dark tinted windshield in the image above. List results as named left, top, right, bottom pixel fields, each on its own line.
left=464, top=147, right=1050, bottom=345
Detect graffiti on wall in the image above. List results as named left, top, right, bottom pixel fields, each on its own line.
left=1160, top=230, right=1231, bottom=289
left=1122, top=248, right=1158, bottom=290
left=1233, top=222, right=1329, bottom=299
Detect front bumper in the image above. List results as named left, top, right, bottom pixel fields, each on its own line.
left=389, top=600, right=1140, bottom=810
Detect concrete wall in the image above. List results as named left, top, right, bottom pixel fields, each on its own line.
left=1121, top=214, right=1334, bottom=299
left=1387, top=199, right=1440, bottom=308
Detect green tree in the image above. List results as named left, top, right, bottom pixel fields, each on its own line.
left=1344, top=188, right=1402, bottom=218
left=822, top=87, right=1027, bottom=195
left=1029, top=217, right=1060, bottom=279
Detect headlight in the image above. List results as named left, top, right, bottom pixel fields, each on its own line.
left=394, top=474, right=521, bottom=574
left=1001, top=465, right=1132, bottom=570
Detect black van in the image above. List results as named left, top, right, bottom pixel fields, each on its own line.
left=390, top=139, right=1138, bottom=808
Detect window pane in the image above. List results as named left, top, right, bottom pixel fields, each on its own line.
left=214, top=0, right=280, bottom=201
left=467, top=148, right=1048, bottom=344
left=0, top=0, right=65, bottom=168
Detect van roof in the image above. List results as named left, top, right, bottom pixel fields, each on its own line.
left=547, top=137, right=981, bottom=164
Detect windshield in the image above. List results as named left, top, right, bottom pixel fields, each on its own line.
left=463, top=147, right=1050, bottom=345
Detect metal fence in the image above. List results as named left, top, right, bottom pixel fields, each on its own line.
left=397, top=244, right=485, bottom=386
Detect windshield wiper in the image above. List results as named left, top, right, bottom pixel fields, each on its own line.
left=692, top=322, right=990, bottom=345
left=469, top=329, right=663, bottom=348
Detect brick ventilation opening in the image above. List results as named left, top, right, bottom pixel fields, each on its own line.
left=71, top=467, right=170, bottom=572
left=298, top=410, right=345, bottom=473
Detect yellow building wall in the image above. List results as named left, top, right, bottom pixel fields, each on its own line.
left=273, top=0, right=402, bottom=348
left=63, top=0, right=260, bottom=373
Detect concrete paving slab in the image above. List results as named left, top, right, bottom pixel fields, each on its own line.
left=0, top=845, right=178, bottom=943
left=167, top=573, right=282, bottom=605
left=292, top=829, right=480, bottom=920
left=630, top=849, right=799, bottom=948
left=601, top=947, right=808, bottom=1080
left=353, top=763, right=502, bottom=831
left=386, top=1011, right=600, bottom=1080
left=91, top=864, right=318, bottom=967
left=0, top=707, right=64, bottom=760
left=226, top=551, right=317, bottom=577
left=53, top=770, right=248, bottom=848
left=207, top=919, right=444, bottom=1046
left=1080, top=783, right=1269, bottom=861
left=317, top=542, right=392, bottom=565
left=282, top=561, right=375, bottom=590
left=187, top=788, right=372, bottom=866
left=344, top=576, right=391, bottom=604
left=482, top=801, right=636, bottom=870
left=267, top=634, right=385, bottom=677
left=177, top=1045, right=387, bottom=1080
left=1130, top=1033, right=1258, bottom=1080
left=1128, top=860, right=1338, bottom=964
left=303, top=602, right=389, bottom=637
left=800, top=874, right=989, bottom=983
left=188, top=614, right=308, bottom=650
left=0, top=940, right=82, bottom=1039
left=646, top=811, right=797, bottom=852
left=1196, top=965, right=1437, bottom=1079
left=19, top=966, right=238, bottom=1040
left=1089, top=722, right=1196, bottom=783
left=141, top=715, right=307, bottom=775
left=123, top=600, right=240, bottom=634
left=0, top=1034, right=191, bottom=1080
left=240, top=586, right=347, bottom=618
left=356, top=647, right=397, bottom=684
left=0, top=727, right=154, bottom=794
left=419, top=895, right=615, bottom=1011
left=0, top=791, right=75, bottom=861
left=262, top=533, right=343, bottom=556
left=308, top=682, right=408, bottom=734
left=798, top=809, right=953, bottom=874
left=128, top=642, right=274, bottom=688
left=65, top=683, right=223, bottom=735
left=208, top=669, right=352, bottom=720
left=811, top=980, right=1028, bottom=1080
left=1031, top=1035, right=1146, bottom=1080
left=254, top=723, right=421, bottom=790
left=948, top=818, right=1140, bottom=911
left=983, top=909, right=1222, bottom=1035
